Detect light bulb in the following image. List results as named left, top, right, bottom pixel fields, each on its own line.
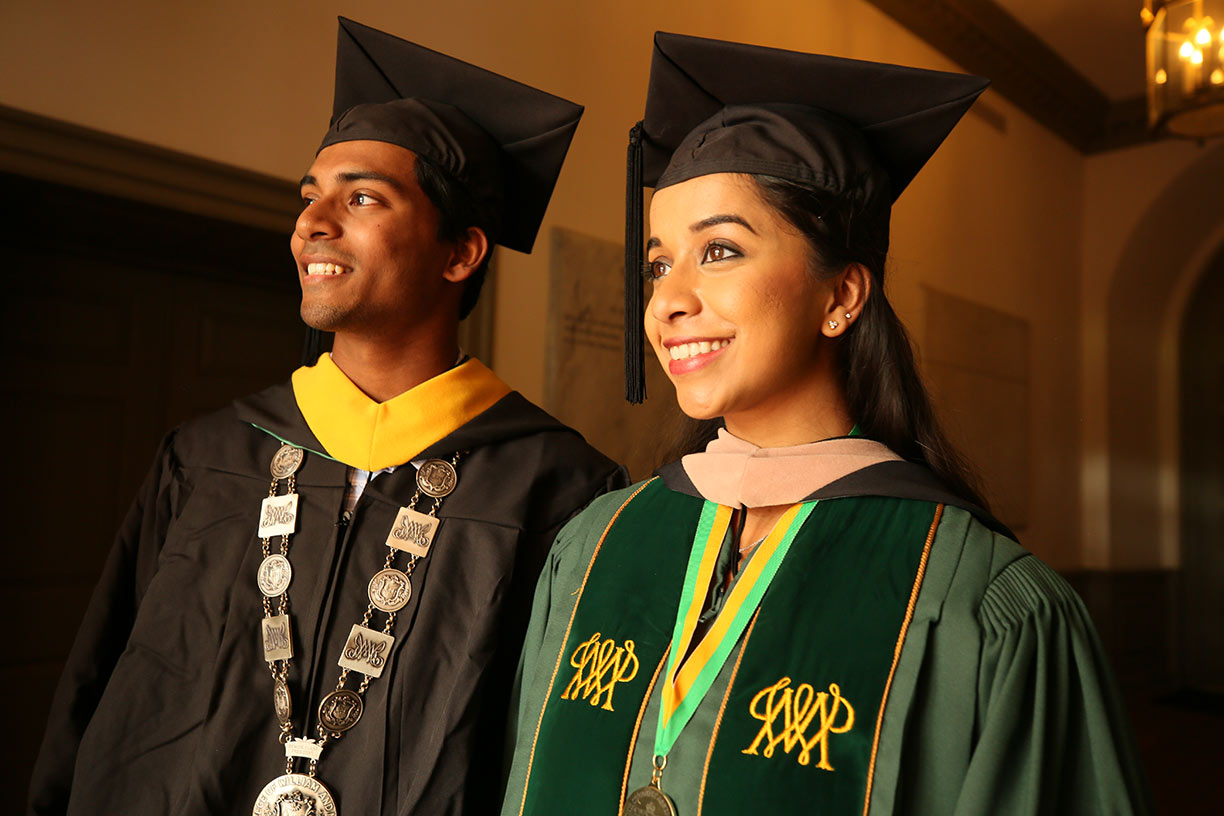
left=1156, top=68, right=1169, bottom=84
left=1213, top=69, right=1224, bottom=85
left=1181, top=40, right=1196, bottom=59
left=1197, top=28, right=1212, bottom=45
left=1191, top=48, right=1204, bottom=65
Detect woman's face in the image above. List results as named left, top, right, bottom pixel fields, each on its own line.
left=645, top=173, right=837, bottom=426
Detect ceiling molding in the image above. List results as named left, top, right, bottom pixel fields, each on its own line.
left=864, top=0, right=1156, bottom=154
left=0, top=103, right=301, bottom=232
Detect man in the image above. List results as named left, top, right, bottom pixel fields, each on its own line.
left=29, top=18, right=624, bottom=816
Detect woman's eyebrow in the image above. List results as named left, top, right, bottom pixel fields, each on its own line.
left=646, top=236, right=662, bottom=251
left=690, top=214, right=756, bottom=234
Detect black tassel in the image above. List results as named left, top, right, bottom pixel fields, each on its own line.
left=624, top=121, right=646, bottom=404
left=300, top=327, right=324, bottom=367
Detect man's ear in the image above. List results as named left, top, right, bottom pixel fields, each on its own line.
left=442, top=227, right=490, bottom=283
left=820, top=263, right=871, bottom=337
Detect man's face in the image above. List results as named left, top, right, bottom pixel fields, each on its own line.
left=291, top=140, right=455, bottom=337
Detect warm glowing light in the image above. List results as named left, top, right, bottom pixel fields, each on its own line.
left=1144, top=2, right=1224, bottom=137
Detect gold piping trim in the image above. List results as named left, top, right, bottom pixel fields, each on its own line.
left=517, top=478, right=658, bottom=816
left=617, top=646, right=673, bottom=815
left=861, top=503, right=942, bottom=816
left=697, top=609, right=760, bottom=816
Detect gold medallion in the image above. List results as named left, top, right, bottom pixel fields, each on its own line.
left=270, top=444, right=304, bottom=480
left=318, top=689, right=363, bottom=733
left=368, top=568, right=412, bottom=612
left=416, top=459, right=457, bottom=497
left=252, top=773, right=337, bottom=816
left=624, top=785, right=678, bottom=816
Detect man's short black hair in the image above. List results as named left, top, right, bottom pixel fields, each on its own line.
left=413, top=155, right=496, bottom=320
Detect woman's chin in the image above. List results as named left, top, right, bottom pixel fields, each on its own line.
left=674, top=392, right=724, bottom=422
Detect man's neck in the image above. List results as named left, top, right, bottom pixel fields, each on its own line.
left=328, top=332, right=460, bottom=403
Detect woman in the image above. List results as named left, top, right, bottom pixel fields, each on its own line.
left=502, top=33, right=1151, bottom=815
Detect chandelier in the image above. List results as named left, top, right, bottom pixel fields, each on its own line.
left=1143, top=1, right=1224, bottom=137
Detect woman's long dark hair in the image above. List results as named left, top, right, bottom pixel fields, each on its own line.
left=664, top=174, right=988, bottom=511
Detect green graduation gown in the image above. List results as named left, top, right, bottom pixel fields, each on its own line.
left=502, top=465, right=1152, bottom=815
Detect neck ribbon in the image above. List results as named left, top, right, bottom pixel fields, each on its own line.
left=655, top=499, right=817, bottom=758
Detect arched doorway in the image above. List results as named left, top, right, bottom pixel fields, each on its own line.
left=1107, top=143, right=1224, bottom=573
left=1178, top=247, right=1224, bottom=693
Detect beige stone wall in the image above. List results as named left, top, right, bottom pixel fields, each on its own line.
left=4, top=0, right=1213, bottom=569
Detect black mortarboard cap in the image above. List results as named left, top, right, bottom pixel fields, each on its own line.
left=319, top=17, right=584, bottom=254
left=623, top=32, right=989, bottom=402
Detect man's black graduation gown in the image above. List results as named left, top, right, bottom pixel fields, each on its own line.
left=28, top=374, right=624, bottom=816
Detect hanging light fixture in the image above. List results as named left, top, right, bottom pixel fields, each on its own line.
left=1143, top=1, right=1224, bottom=137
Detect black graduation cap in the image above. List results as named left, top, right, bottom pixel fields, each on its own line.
left=623, top=32, right=989, bottom=403
left=319, top=17, right=584, bottom=254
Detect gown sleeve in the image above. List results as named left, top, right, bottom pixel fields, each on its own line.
left=26, top=432, right=185, bottom=816
left=949, top=554, right=1155, bottom=815
left=499, top=488, right=631, bottom=816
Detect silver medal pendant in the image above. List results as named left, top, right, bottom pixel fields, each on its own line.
left=270, top=444, right=304, bottom=479
left=252, top=773, right=337, bottom=816
left=272, top=678, right=292, bottom=726
left=624, top=785, right=678, bottom=816
left=258, top=554, right=293, bottom=597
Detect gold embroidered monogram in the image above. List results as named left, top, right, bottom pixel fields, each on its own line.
left=741, top=677, right=855, bottom=770
left=559, top=632, right=640, bottom=712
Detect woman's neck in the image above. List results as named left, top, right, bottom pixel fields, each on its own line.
left=722, top=386, right=854, bottom=448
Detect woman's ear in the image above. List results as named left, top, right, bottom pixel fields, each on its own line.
left=442, top=226, right=490, bottom=283
left=821, top=263, right=871, bottom=336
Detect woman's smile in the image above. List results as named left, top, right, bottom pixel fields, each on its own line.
left=662, top=336, right=734, bottom=374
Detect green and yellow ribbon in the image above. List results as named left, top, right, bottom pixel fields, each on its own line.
left=655, top=500, right=818, bottom=758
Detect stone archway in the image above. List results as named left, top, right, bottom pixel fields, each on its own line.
left=1106, top=143, right=1224, bottom=569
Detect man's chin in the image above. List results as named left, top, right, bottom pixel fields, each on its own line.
left=300, top=304, right=353, bottom=334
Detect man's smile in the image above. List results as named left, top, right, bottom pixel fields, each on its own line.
left=304, top=262, right=352, bottom=276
